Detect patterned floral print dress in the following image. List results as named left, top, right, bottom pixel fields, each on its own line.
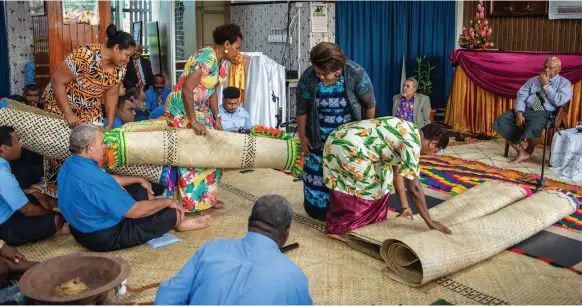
left=164, top=47, right=227, bottom=212
left=302, top=76, right=353, bottom=221
left=323, top=117, right=422, bottom=235
left=42, top=44, right=126, bottom=197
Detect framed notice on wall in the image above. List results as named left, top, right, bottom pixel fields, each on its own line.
left=62, top=0, right=99, bottom=25
left=549, top=0, right=582, bottom=19
left=311, top=3, right=328, bottom=33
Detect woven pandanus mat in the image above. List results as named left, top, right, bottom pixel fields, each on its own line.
left=12, top=170, right=582, bottom=304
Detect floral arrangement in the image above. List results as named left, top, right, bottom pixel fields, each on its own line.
left=458, top=0, right=494, bottom=50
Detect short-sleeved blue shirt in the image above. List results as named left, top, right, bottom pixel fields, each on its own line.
left=0, top=158, right=29, bottom=224
left=57, top=155, right=136, bottom=233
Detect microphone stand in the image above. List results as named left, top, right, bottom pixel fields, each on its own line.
left=536, top=91, right=561, bottom=189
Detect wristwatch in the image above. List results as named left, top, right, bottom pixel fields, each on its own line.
left=214, top=113, right=222, bottom=120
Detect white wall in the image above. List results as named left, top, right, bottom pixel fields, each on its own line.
left=230, top=2, right=335, bottom=74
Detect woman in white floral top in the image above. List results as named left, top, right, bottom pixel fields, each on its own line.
left=323, top=117, right=452, bottom=241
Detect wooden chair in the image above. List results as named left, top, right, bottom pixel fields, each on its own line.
left=503, top=102, right=571, bottom=162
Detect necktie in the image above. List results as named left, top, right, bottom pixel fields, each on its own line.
left=157, top=93, right=162, bottom=106
left=532, top=89, right=545, bottom=111
left=135, top=60, right=144, bottom=90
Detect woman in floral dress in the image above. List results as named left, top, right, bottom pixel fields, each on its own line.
left=164, top=23, right=243, bottom=212
left=323, top=117, right=453, bottom=241
left=296, top=42, right=376, bottom=221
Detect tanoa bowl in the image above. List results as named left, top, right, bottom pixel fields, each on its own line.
left=19, top=252, right=130, bottom=304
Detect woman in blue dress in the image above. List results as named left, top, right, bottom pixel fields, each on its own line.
left=296, top=42, right=376, bottom=221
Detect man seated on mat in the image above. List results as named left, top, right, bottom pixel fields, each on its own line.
left=146, top=74, right=172, bottom=114
left=155, top=194, right=312, bottom=305
left=125, top=87, right=149, bottom=122
left=219, top=86, right=253, bottom=133
left=492, top=56, right=572, bottom=164
left=0, top=126, right=68, bottom=246
left=103, top=96, right=136, bottom=129
left=58, top=124, right=212, bottom=252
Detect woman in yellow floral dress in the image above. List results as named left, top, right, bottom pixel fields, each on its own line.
left=42, top=24, right=135, bottom=197
left=164, top=23, right=243, bottom=212
left=323, top=117, right=453, bottom=241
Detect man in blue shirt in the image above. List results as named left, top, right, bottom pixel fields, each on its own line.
left=146, top=74, right=172, bottom=115
left=126, top=87, right=149, bottom=121
left=155, top=194, right=312, bottom=305
left=218, top=87, right=253, bottom=133
left=0, top=126, right=66, bottom=246
left=493, top=56, right=573, bottom=164
left=103, top=96, right=136, bottom=129
left=58, top=125, right=212, bottom=252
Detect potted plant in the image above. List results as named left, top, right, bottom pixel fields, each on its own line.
left=458, top=0, right=494, bottom=50
left=412, top=56, right=435, bottom=97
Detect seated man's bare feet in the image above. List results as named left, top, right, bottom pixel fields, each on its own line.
left=57, top=223, right=70, bottom=235
left=327, top=234, right=348, bottom=243
left=175, top=214, right=212, bottom=232
left=509, top=151, right=531, bottom=164
left=213, top=200, right=225, bottom=209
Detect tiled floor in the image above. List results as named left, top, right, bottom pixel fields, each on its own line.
left=443, top=139, right=582, bottom=187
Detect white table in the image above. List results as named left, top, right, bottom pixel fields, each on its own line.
left=550, top=128, right=582, bottom=180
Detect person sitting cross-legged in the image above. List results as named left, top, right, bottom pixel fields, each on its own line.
left=0, top=126, right=67, bottom=246
left=155, top=194, right=312, bottom=305
left=492, top=56, right=573, bottom=164
left=103, top=96, right=136, bottom=129
left=58, top=124, right=211, bottom=252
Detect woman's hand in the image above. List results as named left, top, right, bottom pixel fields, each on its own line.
left=214, top=119, right=223, bottom=131
left=397, top=207, right=414, bottom=220
left=426, top=220, right=452, bottom=235
left=300, top=137, right=311, bottom=155
left=191, top=122, right=208, bottom=136
left=64, top=113, right=80, bottom=128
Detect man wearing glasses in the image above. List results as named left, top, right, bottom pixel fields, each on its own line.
left=492, top=57, right=572, bottom=164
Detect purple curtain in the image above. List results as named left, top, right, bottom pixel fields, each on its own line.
left=449, top=50, right=582, bottom=98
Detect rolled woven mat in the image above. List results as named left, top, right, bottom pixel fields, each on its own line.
left=381, top=189, right=578, bottom=286
left=111, top=164, right=176, bottom=187
left=346, top=181, right=528, bottom=259
left=0, top=99, right=303, bottom=177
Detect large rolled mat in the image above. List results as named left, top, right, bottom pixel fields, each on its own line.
left=381, top=189, right=578, bottom=286
left=346, top=181, right=528, bottom=259
left=0, top=99, right=303, bottom=176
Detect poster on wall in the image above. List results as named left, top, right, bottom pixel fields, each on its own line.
left=62, top=0, right=99, bottom=25
left=549, top=0, right=582, bottom=19
left=311, top=3, right=328, bottom=33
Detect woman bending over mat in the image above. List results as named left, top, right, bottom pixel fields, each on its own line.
left=41, top=24, right=136, bottom=197
left=323, top=117, right=452, bottom=242
left=164, top=23, right=243, bottom=212
left=296, top=42, right=376, bottom=221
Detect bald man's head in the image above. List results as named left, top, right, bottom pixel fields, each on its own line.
left=543, top=56, right=561, bottom=78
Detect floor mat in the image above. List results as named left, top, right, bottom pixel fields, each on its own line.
left=420, top=155, right=582, bottom=233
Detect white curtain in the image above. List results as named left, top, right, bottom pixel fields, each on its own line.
left=216, top=52, right=286, bottom=129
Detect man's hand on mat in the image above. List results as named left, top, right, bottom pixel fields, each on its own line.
left=427, top=220, right=452, bottom=235
left=516, top=112, right=526, bottom=129
left=191, top=122, right=208, bottom=136
left=0, top=245, right=26, bottom=264
left=397, top=207, right=414, bottom=220
left=300, top=137, right=310, bottom=155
